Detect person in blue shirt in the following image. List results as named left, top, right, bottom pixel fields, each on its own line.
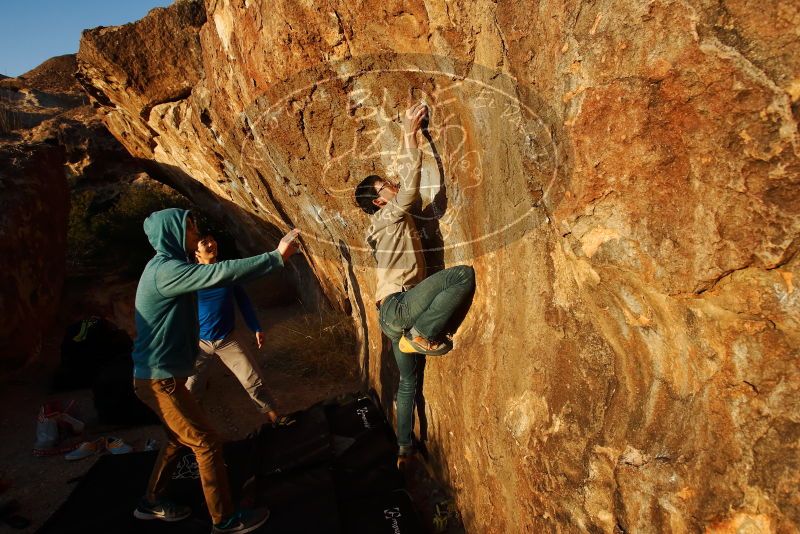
left=186, top=234, right=282, bottom=424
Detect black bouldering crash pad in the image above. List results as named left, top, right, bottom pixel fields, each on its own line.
left=38, top=392, right=424, bottom=534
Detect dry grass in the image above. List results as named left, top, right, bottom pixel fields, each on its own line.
left=260, top=302, right=359, bottom=382
left=0, top=101, right=21, bottom=134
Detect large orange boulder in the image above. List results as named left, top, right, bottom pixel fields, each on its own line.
left=76, top=0, right=799, bottom=530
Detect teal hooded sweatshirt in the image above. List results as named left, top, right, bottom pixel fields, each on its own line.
left=132, top=208, right=284, bottom=379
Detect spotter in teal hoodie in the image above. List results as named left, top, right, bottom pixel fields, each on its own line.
left=132, top=208, right=284, bottom=379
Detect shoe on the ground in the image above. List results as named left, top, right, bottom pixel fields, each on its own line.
left=64, top=438, right=104, bottom=461
left=105, top=437, right=133, bottom=455
left=212, top=507, right=270, bottom=533
left=133, top=498, right=191, bottom=522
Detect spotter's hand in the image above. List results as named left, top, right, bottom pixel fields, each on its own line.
left=278, top=228, right=301, bottom=261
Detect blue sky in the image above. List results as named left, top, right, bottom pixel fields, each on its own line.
left=0, top=0, right=173, bottom=77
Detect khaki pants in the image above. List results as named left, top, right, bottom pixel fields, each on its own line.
left=133, top=377, right=234, bottom=524
left=186, top=328, right=275, bottom=414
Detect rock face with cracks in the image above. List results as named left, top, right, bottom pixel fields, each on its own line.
left=77, top=0, right=799, bottom=531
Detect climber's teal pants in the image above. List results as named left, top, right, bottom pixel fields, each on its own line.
left=378, top=265, right=475, bottom=448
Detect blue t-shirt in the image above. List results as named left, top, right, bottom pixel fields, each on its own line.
left=197, top=285, right=262, bottom=341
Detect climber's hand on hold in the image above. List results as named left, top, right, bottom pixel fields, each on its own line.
left=402, top=102, right=428, bottom=149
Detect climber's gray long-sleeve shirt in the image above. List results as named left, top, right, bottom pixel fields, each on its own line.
left=366, top=146, right=427, bottom=304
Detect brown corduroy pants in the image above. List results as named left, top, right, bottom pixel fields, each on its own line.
left=133, top=377, right=234, bottom=524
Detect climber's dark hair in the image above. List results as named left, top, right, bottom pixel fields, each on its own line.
left=355, top=175, right=383, bottom=215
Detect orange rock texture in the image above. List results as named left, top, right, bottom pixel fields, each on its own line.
left=77, top=0, right=799, bottom=531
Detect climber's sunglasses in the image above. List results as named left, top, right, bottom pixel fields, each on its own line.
left=376, top=181, right=398, bottom=195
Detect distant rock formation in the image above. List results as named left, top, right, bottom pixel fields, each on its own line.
left=76, top=0, right=799, bottom=531
left=0, top=54, right=186, bottom=370
left=14, top=54, right=83, bottom=95
left=0, top=55, right=86, bottom=135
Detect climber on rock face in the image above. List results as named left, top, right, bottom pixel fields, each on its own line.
left=130, top=208, right=301, bottom=533
left=354, top=101, right=476, bottom=459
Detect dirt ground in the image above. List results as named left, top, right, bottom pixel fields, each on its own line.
left=0, top=275, right=463, bottom=533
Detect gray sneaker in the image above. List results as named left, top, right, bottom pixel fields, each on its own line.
left=133, top=498, right=191, bottom=522
left=212, top=507, right=270, bottom=533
